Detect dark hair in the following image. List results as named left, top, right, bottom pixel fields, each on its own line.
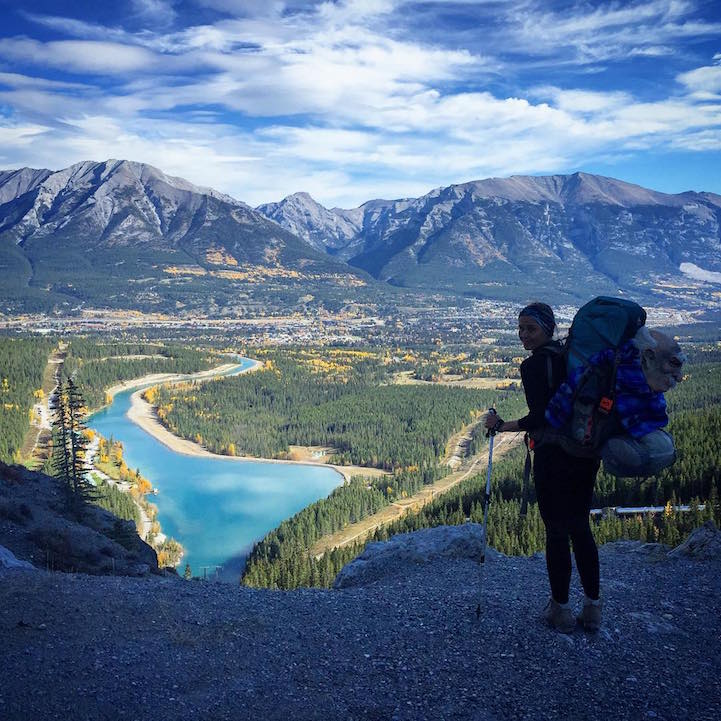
left=519, top=302, right=555, bottom=337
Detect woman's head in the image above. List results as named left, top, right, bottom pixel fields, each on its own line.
left=518, top=302, right=555, bottom=351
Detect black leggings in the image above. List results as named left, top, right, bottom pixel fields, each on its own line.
left=533, top=445, right=600, bottom=604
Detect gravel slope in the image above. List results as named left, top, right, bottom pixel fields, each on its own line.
left=2, top=534, right=719, bottom=721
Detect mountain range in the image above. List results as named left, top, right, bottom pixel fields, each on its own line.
left=259, top=174, right=721, bottom=306
left=1, top=160, right=720, bottom=315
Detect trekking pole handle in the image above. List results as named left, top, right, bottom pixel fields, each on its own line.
left=485, top=408, right=503, bottom=437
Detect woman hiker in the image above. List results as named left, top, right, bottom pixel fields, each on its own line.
left=483, top=302, right=602, bottom=634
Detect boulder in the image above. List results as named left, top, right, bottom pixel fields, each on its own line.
left=0, top=544, right=35, bottom=571
left=668, top=520, right=721, bottom=560
left=334, top=523, right=500, bottom=589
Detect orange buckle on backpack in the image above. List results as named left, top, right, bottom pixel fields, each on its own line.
left=598, top=396, right=614, bottom=414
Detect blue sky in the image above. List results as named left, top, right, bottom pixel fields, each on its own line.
left=0, top=0, right=719, bottom=207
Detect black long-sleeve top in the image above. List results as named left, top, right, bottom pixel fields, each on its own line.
left=517, top=342, right=565, bottom=432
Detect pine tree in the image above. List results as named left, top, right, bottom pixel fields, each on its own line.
left=51, top=381, right=72, bottom=504
left=51, top=378, right=95, bottom=518
left=709, top=485, right=721, bottom=526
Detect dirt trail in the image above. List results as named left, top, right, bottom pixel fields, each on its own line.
left=310, top=430, right=524, bottom=557
left=21, top=342, right=66, bottom=468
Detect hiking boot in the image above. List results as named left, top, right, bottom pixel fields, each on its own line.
left=542, top=598, right=575, bottom=634
left=577, top=597, right=602, bottom=632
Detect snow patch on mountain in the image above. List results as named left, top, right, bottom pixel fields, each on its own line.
left=680, top=262, right=721, bottom=283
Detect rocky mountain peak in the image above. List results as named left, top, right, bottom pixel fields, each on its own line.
left=0, top=167, right=52, bottom=206
left=450, top=172, right=682, bottom=207
left=0, top=159, right=269, bottom=250
left=0, top=158, right=368, bottom=314
left=558, top=171, right=681, bottom=207
left=256, top=171, right=721, bottom=306
left=27, top=159, right=244, bottom=208
left=2, top=161, right=720, bottom=312
left=286, top=191, right=316, bottom=203
left=257, top=191, right=361, bottom=252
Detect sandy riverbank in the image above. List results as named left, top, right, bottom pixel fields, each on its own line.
left=104, top=361, right=255, bottom=400
left=124, top=363, right=385, bottom=484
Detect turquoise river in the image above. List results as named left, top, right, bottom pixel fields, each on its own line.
left=88, top=358, right=343, bottom=581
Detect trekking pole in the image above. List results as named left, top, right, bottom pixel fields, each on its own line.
left=476, top=408, right=498, bottom=619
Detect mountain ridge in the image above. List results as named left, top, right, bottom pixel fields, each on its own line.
left=2, top=160, right=720, bottom=313
left=258, top=171, right=721, bottom=305
left=0, top=159, right=371, bottom=315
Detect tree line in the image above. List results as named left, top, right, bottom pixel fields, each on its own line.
left=92, top=476, right=141, bottom=527
left=0, top=336, right=56, bottom=463
left=63, top=339, right=218, bottom=410
left=242, top=419, right=720, bottom=590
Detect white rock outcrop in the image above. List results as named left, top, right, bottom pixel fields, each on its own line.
left=668, top=520, right=721, bottom=560
left=333, top=522, right=501, bottom=589
left=0, top=544, right=35, bottom=571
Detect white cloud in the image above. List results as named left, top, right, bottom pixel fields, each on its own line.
left=0, top=0, right=719, bottom=206
left=195, top=0, right=287, bottom=16
left=130, top=0, right=177, bottom=27
left=0, top=72, right=90, bottom=91
left=671, top=129, right=721, bottom=151
left=533, top=87, right=633, bottom=113
left=1, top=57, right=719, bottom=207
left=0, top=87, right=99, bottom=119
left=21, top=13, right=136, bottom=42
left=678, top=63, right=721, bottom=94
left=0, top=123, right=50, bottom=153
left=316, top=0, right=397, bottom=24
left=507, top=0, right=721, bottom=63
left=0, top=38, right=160, bottom=74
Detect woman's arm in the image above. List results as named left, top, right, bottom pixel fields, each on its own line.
left=483, top=352, right=552, bottom=434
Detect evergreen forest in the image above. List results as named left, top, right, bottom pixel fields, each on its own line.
left=151, top=351, right=526, bottom=469
left=63, top=339, right=219, bottom=410
left=0, top=335, right=222, bottom=465
left=3, top=330, right=721, bottom=593
left=0, top=336, right=56, bottom=463
left=92, top=477, right=141, bottom=527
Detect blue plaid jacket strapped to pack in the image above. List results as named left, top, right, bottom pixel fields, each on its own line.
left=545, top=341, right=668, bottom=439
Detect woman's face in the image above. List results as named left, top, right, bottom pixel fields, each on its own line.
left=518, top=315, right=550, bottom=351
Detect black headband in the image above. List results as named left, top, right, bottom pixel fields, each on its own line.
left=519, top=304, right=555, bottom=337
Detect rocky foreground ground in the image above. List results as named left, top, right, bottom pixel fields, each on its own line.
left=2, top=522, right=720, bottom=721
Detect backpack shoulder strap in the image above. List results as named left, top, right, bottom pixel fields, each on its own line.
left=537, top=341, right=565, bottom=391
left=546, top=355, right=553, bottom=390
